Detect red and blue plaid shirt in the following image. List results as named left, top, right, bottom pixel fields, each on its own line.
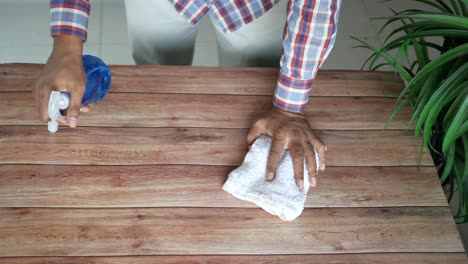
left=50, top=0, right=341, bottom=112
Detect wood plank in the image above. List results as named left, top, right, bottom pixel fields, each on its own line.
left=2, top=254, right=467, bottom=264
left=0, top=64, right=403, bottom=96
left=0, top=165, right=447, bottom=208
left=0, top=126, right=432, bottom=166
left=0, top=207, right=462, bottom=256
left=0, top=92, right=413, bottom=129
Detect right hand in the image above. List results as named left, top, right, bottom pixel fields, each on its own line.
left=33, top=35, right=88, bottom=128
left=247, top=108, right=327, bottom=190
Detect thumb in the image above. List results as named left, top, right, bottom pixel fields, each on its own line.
left=66, top=87, right=84, bottom=128
left=247, top=121, right=263, bottom=145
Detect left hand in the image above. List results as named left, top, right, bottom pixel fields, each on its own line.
left=247, top=107, right=327, bottom=190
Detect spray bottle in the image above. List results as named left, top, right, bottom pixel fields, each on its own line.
left=48, top=55, right=112, bottom=133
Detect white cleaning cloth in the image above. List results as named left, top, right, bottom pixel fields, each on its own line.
left=223, top=135, right=320, bottom=221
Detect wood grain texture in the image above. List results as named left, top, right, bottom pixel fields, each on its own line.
left=2, top=254, right=466, bottom=264
left=0, top=64, right=403, bottom=96
left=0, top=165, right=447, bottom=208
left=1, top=64, right=462, bottom=259
left=0, top=126, right=432, bottom=166
left=0, top=92, right=413, bottom=129
left=0, top=207, right=462, bottom=256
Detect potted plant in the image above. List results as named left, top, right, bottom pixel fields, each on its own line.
left=353, top=0, right=467, bottom=222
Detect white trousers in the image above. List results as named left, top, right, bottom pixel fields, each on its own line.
left=124, top=0, right=287, bottom=67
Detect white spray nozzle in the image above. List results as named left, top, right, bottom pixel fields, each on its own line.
left=48, top=91, right=70, bottom=133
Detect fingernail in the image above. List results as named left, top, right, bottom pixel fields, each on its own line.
left=320, top=164, right=326, bottom=171
left=311, top=177, right=317, bottom=187
left=298, top=180, right=304, bottom=190
left=68, top=117, right=77, bottom=128
left=267, top=172, right=274, bottom=181
left=325, top=146, right=328, bottom=151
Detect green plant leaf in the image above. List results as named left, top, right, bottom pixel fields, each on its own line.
left=409, top=68, right=445, bottom=127
left=440, top=143, right=456, bottom=183
left=394, top=13, right=468, bottom=30
left=414, top=27, right=431, bottom=67
left=412, top=37, right=429, bottom=69
left=384, top=21, right=451, bottom=44
left=360, top=53, right=377, bottom=70
left=460, top=153, right=468, bottom=220
left=384, top=29, right=468, bottom=48
left=450, top=0, right=461, bottom=15
left=453, top=158, right=465, bottom=219
left=462, top=135, right=468, bottom=179
left=413, top=0, right=455, bottom=13
left=396, top=39, right=410, bottom=67
left=461, top=135, right=468, bottom=222
left=376, top=11, right=417, bottom=39
left=443, top=88, right=467, bottom=129
left=417, top=71, right=467, bottom=158
left=416, top=65, right=467, bottom=134
left=454, top=120, right=468, bottom=139
left=366, top=39, right=445, bottom=70
left=351, top=36, right=413, bottom=82
left=462, top=139, right=468, bottom=207
left=371, top=63, right=391, bottom=71
left=410, top=61, right=419, bottom=72
left=368, top=47, right=390, bottom=71
left=364, top=39, right=445, bottom=73
left=402, top=43, right=468, bottom=108
left=461, top=1, right=468, bottom=16
left=423, top=41, right=444, bottom=52
left=384, top=8, right=414, bottom=43
left=448, top=169, right=455, bottom=202
left=434, top=0, right=455, bottom=13
left=420, top=79, right=467, bottom=152
left=446, top=55, right=468, bottom=78
left=443, top=94, right=468, bottom=154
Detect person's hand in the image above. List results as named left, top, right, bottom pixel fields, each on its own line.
left=247, top=107, right=327, bottom=190
left=33, top=35, right=89, bottom=128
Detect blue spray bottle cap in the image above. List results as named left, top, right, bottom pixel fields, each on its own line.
left=47, top=55, right=111, bottom=133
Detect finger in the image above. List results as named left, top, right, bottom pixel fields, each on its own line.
left=290, top=142, right=305, bottom=191
left=58, top=119, right=68, bottom=125
left=308, top=133, right=327, bottom=171
left=36, top=85, right=52, bottom=122
left=247, top=119, right=264, bottom=145
left=265, top=136, right=284, bottom=181
left=66, top=86, right=85, bottom=128
left=304, top=142, right=318, bottom=187
left=80, top=105, right=90, bottom=113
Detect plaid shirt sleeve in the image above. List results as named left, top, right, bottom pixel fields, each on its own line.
left=50, top=0, right=91, bottom=41
left=273, top=0, right=341, bottom=113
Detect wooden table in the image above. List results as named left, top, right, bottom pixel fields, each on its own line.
left=0, top=64, right=465, bottom=263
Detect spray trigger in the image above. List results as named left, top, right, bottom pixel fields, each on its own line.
left=48, top=91, right=70, bottom=133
